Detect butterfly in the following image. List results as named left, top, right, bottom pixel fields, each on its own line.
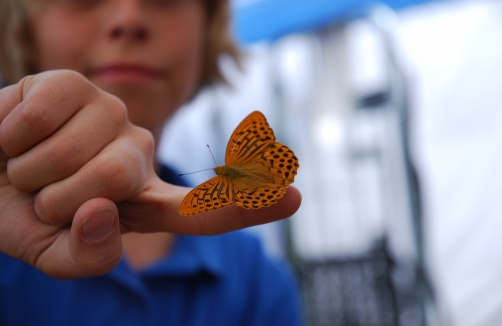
left=179, top=111, right=299, bottom=216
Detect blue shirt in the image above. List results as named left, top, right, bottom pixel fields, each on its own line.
left=0, top=165, right=303, bottom=326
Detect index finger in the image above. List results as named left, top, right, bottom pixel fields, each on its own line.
left=117, top=180, right=302, bottom=235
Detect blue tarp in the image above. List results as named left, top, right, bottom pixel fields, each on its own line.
left=232, top=0, right=437, bottom=43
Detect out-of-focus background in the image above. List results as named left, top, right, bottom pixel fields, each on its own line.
left=159, top=1, right=502, bottom=325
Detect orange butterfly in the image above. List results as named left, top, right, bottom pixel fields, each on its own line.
left=179, top=111, right=299, bottom=216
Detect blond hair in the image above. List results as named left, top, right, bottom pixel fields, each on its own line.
left=0, top=0, right=239, bottom=88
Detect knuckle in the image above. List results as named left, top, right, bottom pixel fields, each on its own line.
left=35, top=189, right=69, bottom=226
left=102, top=127, right=154, bottom=193
left=18, top=101, right=54, bottom=139
left=100, top=93, right=128, bottom=125
left=42, top=70, right=99, bottom=104
left=97, top=155, right=137, bottom=198
left=18, top=104, right=39, bottom=128
left=51, top=69, right=84, bottom=83
left=5, top=158, right=37, bottom=193
left=134, top=126, right=155, bottom=155
left=51, top=70, right=90, bottom=89
left=43, top=69, right=96, bottom=97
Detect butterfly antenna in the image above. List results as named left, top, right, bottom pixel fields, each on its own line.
left=178, top=145, right=219, bottom=177
left=178, top=168, right=214, bottom=177
left=207, top=144, right=218, bottom=166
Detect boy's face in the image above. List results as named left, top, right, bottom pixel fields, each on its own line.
left=29, top=0, right=206, bottom=137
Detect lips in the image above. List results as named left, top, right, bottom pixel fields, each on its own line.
left=90, top=64, right=164, bottom=84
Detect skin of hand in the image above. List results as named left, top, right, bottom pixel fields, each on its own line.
left=0, top=71, right=301, bottom=279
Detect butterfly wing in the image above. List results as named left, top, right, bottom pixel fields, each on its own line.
left=231, top=141, right=300, bottom=209
left=225, top=111, right=276, bottom=166
left=179, top=176, right=235, bottom=216
left=232, top=185, right=287, bottom=209
left=258, top=142, right=299, bottom=186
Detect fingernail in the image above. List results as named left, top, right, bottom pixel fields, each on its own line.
left=82, top=208, right=115, bottom=241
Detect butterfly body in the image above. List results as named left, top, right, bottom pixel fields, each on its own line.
left=213, top=165, right=247, bottom=180
left=214, top=165, right=277, bottom=185
left=179, top=111, right=299, bottom=216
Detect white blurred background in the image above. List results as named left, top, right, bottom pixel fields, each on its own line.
left=159, top=1, right=502, bottom=325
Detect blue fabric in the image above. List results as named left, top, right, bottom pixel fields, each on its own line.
left=0, top=165, right=303, bottom=326
left=232, top=0, right=438, bottom=43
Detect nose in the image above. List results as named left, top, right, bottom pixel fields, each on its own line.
left=107, top=0, right=148, bottom=42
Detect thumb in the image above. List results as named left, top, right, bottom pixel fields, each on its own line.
left=45, top=198, right=123, bottom=279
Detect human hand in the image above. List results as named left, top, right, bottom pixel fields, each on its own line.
left=0, top=70, right=301, bottom=279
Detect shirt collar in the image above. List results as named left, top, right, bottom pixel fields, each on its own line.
left=106, top=234, right=225, bottom=291
left=141, top=234, right=224, bottom=279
